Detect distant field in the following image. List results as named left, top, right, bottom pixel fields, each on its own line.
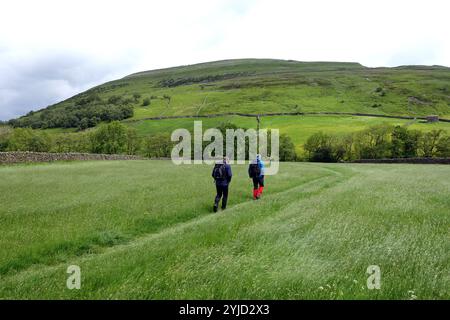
left=0, top=160, right=448, bottom=299
left=127, top=115, right=450, bottom=153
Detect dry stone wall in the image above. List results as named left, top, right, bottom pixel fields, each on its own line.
left=0, top=152, right=145, bottom=164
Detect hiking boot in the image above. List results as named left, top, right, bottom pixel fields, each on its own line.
left=221, top=206, right=226, bottom=210
left=213, top=205, right=218, bottom=212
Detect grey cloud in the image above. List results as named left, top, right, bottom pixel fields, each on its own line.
left=0, top=50, right=138, bottom=121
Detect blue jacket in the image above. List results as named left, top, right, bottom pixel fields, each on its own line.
left=212, top=164, right=232, bottom=186
left=258, top=160, right=265, bottom=176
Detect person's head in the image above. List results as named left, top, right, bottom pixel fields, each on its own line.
left=223, top=156, right=228, bottom=164
left=256, top=154, right=261, bottom=162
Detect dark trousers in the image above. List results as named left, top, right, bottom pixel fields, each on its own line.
left=215, top=184, right=229, bottom=209
left=252, top=176, right=265, bottom=189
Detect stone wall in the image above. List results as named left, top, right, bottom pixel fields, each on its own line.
left=0, top=152, right=145, bottom=164
left=123, top=112, right=450, bottom=123
left=352, top=157, right=450, bottom=164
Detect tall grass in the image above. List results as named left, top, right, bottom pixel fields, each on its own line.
left=0, top=161, right=448, bottom=299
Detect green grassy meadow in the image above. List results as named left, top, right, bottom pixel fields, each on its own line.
left=0, top=160, right=448, bottom=299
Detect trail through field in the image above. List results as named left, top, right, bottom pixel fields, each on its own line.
left=0, top=161, right=448, bottom=299
left=196, top=95, right=209, bottom=116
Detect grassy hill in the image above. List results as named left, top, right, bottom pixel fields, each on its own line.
left=0, top=160, right=448, bottom=299
left=12, top=59, right=450, bottom=125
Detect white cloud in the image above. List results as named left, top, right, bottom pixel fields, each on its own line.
left=0, top=0, right=449, bottom=120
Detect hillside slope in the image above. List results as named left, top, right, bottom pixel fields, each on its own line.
left=10, top=59, right=450, bottom=129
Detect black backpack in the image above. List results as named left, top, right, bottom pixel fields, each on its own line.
left=213, top=164, right=226, bottom=180
left=249, top=163, right=261, bottom=178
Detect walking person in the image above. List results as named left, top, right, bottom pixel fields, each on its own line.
left=212, top=156, right=232, bottom=212
left=248, top=154, right=265, bottom=200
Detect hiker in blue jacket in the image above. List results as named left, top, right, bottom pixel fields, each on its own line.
left=248, top=154, right=265, bottom=200
left=212, top=157, right=232, bottom=212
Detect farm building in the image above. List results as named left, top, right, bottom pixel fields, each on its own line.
left=426, top=115, right=439, bottom=123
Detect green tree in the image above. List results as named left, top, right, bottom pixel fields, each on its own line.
left=52, top=134, right=73, bottom=153
left=132, top=93, right=141, bottom=102
left=107, top=95, right=123, bottom=105
left=404, top=129, right=422, bottom=158
left=279, top=134, right=297, bottom=161
left=9, top=95, right=133, bottom=129
left=79, top=118, right=90, bottom=130
left=420, top=129, right=443, bottom=157
left=144, top=134, right=172, bottom=158
left=436, top=134, right=450, bottom=157
left=391, top=126, right=408, bottom=157
left=142, top=98, right=151, bottom=107
left=0, top=126, right=12, bottom=151
left=304, top=132, right=335, bottom=162
left=89, top=121, right=127, bottom=154
left=391, top=126, right=422, bottom=158
left=7, top=128, right=51, bottom=152
left=339, top=133, right=355, bottom=161
left=126, top=127, right=141, bottom=155
left=72, top=132, right=91, bottom=153
left=353, top=124, right=392, bottom=159
left=304, top=132, right=356, bottom=162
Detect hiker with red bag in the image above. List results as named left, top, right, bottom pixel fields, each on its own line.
left=248, top=154, right=265, bottom=200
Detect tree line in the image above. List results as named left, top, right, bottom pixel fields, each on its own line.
left=1, top=122, right=158, bottom=156
left=1, top=122, right=448, bottom=162
left=8, top=93, right=134, bottom=130
left=304, top=124, right=450, bottom=162
left=0, top=121, right=298, bottom=161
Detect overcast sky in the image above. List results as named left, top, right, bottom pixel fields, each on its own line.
left=1, top=0, right=449, bottom=120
